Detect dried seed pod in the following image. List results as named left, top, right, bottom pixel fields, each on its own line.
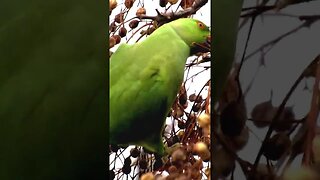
left=166, top=173, right=179, bottom=180
left=229, top=126, right=249, bottom=151
left=186, top=144, right=194, bottom=154
left=263, top=132, right=291, bottom=161
left=109, top=22, right=117, bottom=32
left=122, top=164, right=131, bottom=174
left=124, top=0, right=134, bottom=9
left=193, top=141, right=208, bottom=154
left=213, top=147, right=235, bottom=177
left=171, top=148, right=186, bottom=162
left=182, top=102, right=188, bottom=109
left=251, top=100, right=274, bottom=128
left=193, top=141, right=209, bottom=158
left=168, top=0, right=178, bottom=5
left=109, top=36, right=116, bottom=48
left=168, top=165, right=178, bottom=173
left=197, top=113, right=210, bottom=128
left=195, top=95, right=203, bottom=103
left=274, top=107, right=295, bottom=132
left=193, top=159, right=203, bottom=169
left=175, top=107, right=184, bottom=118
left=179, top=93, right=188, bottom=107
left=177, top=120, right=186, bottom=129
left=114, top=13, right=124, bottom=23
left=141, top=172, right=155, bottom=180
left=129, top=20, right=139, bottom=29
left=183, top=162, right=192, bottom=169
left=118, top=27, right=127, bottom=37
left=190, top=170, right=201, bottom=179
left=201, top=149, right=210, bottom=162
left=139, top=159, right=148, bottom=169
left=177, top=130, right=184, bottom=139
left=109, top=0, right=117, bottom=11
left=220, top=100, right=247, bottom=137
left=130, top=148, right=140, bottom=158
left=159, top=0, right=167, bottom=7
left=175, top=175, right=188, bottom=180
left=180, top=0, right=195, bottom=9
left=192, top=103, right=201, bottom=112
left=136, top=7, right=146, bottom=16
left=189, top=93, right=197, bottom=102
left=112, top=35, right=121, bottom=44
left=124, top=157, right=131, bottom=166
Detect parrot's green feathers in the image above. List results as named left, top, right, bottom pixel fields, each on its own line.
left=110, top=18, right=210, bottom=155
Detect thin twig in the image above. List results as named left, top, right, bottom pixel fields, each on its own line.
left=302, top=55, right=320, bottom=165
left=253, top=55, right=320, bottom=170
left=236, top=16, right=256, bottom=102
left=244, top=16, right=320, bottom=63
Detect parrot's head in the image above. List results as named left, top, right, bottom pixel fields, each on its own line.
left=169, top=18, right=210, bottom=47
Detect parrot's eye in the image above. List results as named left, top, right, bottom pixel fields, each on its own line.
left=197, top=22, right=205, bottom=30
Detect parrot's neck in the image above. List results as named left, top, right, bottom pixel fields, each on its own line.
left=168, top=26, right=193, bottom=47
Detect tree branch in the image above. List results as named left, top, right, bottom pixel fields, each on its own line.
left=137, top=0, right=208, bottom=26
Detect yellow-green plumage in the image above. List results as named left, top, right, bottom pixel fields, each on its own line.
left=110, top=18, right=210, bottom=155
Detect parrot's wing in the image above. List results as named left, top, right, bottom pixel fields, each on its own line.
left=0, top=1, right=107, bottom=179
left=110, top=27, right=189, bottom=154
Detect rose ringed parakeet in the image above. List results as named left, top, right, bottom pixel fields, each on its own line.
left=110, top=18, right=210, bottom=155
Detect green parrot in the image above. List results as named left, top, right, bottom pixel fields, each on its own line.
left=110, top=18, right=210, bottom=155
left=0, top=0, right=107, bottom=179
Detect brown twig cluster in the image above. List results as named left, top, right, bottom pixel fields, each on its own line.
left=213, top=1, right=320, bottom=179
